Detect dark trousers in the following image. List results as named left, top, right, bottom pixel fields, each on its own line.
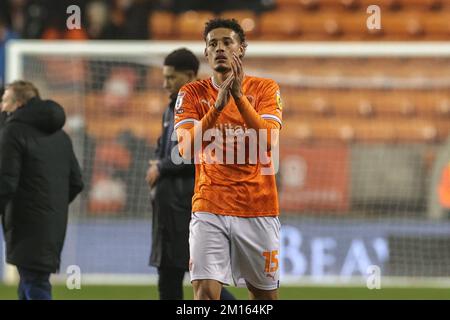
left=17, top=266, right=52, bottom=300
left=157, top=266, right=236, bottom=300
left=158, top=266, right=185, bottom=300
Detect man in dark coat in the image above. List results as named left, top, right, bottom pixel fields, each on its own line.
left=0, top=80, right=83, bottom=300
left=146, top=49, right=234, bottom=300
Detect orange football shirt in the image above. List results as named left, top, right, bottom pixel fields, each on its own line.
left=174, top=75, right=283, bottom=217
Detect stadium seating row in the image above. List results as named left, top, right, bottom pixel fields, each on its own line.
left=83, top=114, right=450, bottom=145
left=276, top=0, right=447, bottom=10
left=282, top=90, right=450, bottom=118
left=85, top=117, right=161, bottom=143
left=149, top=9, right=450, bottom=40
left=282, top=117, right=450, bottom=142
left=61, top=90, right=450, bottom=120
left=243, top=58, right=450, bottom=77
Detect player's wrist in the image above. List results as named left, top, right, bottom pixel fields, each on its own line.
left=232, top=91, right=243, bottom=100
left=214, top=103, right=223, bottom=112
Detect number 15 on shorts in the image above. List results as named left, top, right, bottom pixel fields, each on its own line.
left=262, top=250, right=279, bottom=273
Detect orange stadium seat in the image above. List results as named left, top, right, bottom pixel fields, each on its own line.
left=130, top=92, right=167, bottom=116
left=313, top=0, right=359, bottom=10
left=297, top=0, right=320, bottom=10
left=256, top=8, right=450, bottom=40
left=359, top=0, right=402, bottom=10
left=435, top=120, right=450, bottom=140
left=375, top=95, right=418, bottom=118
left=148, top=11, right=175, bottom=39
left=147, top=67, right=168, bottom=88
left=276, top=0, right=302, bottom=9
left=342, top=94, right=393, bottom=118
left=333, top=0, right=360, bottom=9
left=279, top=0, right=402, bottom=11
left=276, top=0, right=353, bottom=10
left=86, top=117, right=161, bottom=144
left=148, top=3, right=450, bottom=41
left=395, top=121, right=439, bottom=143
left=422, top=12, right=450, bottom=38
left=327, top=12, right=371, bottom=39
left=282, top=119, right=345, bottom=142
left=220, top=10, right=258, bottom=39
left=283, top=89, right=450, bottom=120
left=84, top=92, right=164, bottom=119
left=437, top=98, right=450, bottom=117
left=343, top=92, right=411, bottom=118
left=391, top=92, right=450, bottom=119
left=396, top=0, right=444, bottom=9
left=85, top=93, right=103, bottom=118
left=360, top=0, right=443, bottom=10
left=296, top=116, right=450, bottom=143
left=259, top=10, right=301, bottom=40
left=369, top=91, right=450, bottom=119
left=287, top=11, right=372, bottom=40
left=296, top=10, right=447, bottom=40
left=284, top=117, right=448, bottom=143
left=283, top=118, right=398, bottom=143
left=338, top=119, right=394, bottom=142
left=175, top=11, right=215, bottom=40
left=296, top=12, right=346, bottom=39
left=295, top=0, right=361, bottom=10
left=51, top=93, right=80, bottom=115
left=348, top=11, right=426, bottom=40
left=376, top=11, right=434, bottom=39
left=283, top=92, right=335, bottom=117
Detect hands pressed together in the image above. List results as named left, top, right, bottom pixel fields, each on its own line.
left=214, top=53, right=244, bottom=112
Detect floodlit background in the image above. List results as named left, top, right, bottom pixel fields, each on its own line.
left=1, top=0, right=450, bottom=299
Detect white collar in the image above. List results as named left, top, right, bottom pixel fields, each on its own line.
left=211, top=76, right=220, bottom=90
left=211, top=75, right=246, bottom=90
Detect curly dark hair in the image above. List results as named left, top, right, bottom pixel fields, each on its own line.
left=203, top=18, right=247, bottom=45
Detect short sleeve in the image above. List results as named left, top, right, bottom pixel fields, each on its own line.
left=174, top=85, right=200, bottom=130
left=257, top=80, right=283, bottom=127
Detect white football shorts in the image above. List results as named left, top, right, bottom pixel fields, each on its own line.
left=189, top=211, right=281, bottom=290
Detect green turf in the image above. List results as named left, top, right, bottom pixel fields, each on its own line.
left=1, top=284, right=450, bottom=300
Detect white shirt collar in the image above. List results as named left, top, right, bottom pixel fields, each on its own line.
left=211, top=76, right=220, bottom=90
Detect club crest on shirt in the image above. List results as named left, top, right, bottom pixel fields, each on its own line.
left=175, top=91, right=185, bottom=114
left=276, top=90, right=283, bottom=111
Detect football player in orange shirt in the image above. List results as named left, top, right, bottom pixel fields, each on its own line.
left=175, top=18, right=283, bottom=300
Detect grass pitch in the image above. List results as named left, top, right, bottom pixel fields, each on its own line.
left=0, top=284, right=450, bottom=300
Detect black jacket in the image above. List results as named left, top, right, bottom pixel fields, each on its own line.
left=149, top=97, right=195, bottom=270
left=0, top=97, right=83, bottom=273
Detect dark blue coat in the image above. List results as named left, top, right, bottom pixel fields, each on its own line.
left=0, top=98, right=83, bottom=273
left=149, top=97, right=195, bottom=270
